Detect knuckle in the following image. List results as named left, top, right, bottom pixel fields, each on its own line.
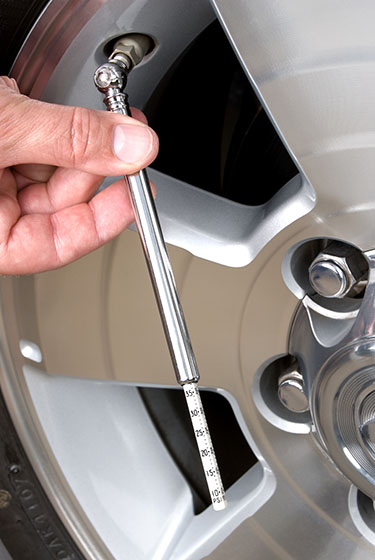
left=0, top=93, right=25, bottom=162
left=67, top=106, right=93, bottom=166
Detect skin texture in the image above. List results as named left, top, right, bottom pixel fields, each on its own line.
left=0, top=76, right=159, bottom=274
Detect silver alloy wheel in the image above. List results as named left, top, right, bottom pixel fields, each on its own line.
left=4, top=0, right=375, bottom=558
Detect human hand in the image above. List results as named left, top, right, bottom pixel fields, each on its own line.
left=0, top=76, right=159, bottom=274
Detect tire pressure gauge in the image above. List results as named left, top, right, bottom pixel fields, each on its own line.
left=94, top=35, right=227, bottom=511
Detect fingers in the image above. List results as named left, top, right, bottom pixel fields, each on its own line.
left=0, top=76, right=19, bottom=92
left=0, top=179, right=134, bottom=274
left=12, top=105, right=146, bottom=188
left=15, top=105, right=152, bottom=214
left=18, top=168, right=104, bottom=214
left=0, top=77, right=158, bottom=275
left=18, top=170, right=156, bottom=215
left=0, top=78, right=158, bottom=176
left=130, top=107, right=148, bottom=125
left=0, top=168, right=19, bottom=241
left=13, top=164, right=57, bottom=188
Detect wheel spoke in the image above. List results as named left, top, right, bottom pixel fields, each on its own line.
left=211, top=408, right=368, bottom=559
left=211, top=0, right=375, bottom=217
left=26, top=241, right=183, bottom=386
left=150, top=169, right=312, bottom=268
left=8, top=161, right=299, bottom=390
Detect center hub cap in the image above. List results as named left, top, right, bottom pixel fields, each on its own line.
left=313, top=339, right=375, bottom=498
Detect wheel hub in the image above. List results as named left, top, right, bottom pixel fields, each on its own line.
left=288, top=249, right=375, bottom=499
left=313, top=339, right=375, bottom=497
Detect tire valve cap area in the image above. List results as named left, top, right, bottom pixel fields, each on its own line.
left=278, top=369, right=309, bottom=413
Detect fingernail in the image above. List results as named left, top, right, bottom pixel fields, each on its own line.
left=113, top=124, right=154, bottom=164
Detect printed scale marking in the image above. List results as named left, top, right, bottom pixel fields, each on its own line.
left=183, top=383, right=227, bottom=510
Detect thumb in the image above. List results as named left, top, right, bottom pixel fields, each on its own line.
left=0, top=78, right=158, bottom=176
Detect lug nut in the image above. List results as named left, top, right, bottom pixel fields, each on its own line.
left=308, top=243, right=367, bottom=299
left=309, top=259, right=349, bottom=298
left=278, top=370, right=309, bottom=413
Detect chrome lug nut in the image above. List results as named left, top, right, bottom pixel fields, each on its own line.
left=278, top=370, right=309, bottom=413
left=309, top=258, right=349, bottom=298
left=308, top=243, right=367, bottom=299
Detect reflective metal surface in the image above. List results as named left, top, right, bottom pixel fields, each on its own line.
left=278, top=370, right=309, bottom=413
left=4, top=0, right=375, bottom=559
left=308, top=244, right=367, bottom=299
left=94, top=52, right=200, bottom=386
left=288, top=251, right=375, bottom=501
left=309, top=259, right=349, bottom=299
left=211, top=0, right=375, bottom=252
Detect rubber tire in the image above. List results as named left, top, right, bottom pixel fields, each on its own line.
left=0, top=2, right=85, bottom=558
left=0, top=390, right=84, bottom=560
left=0, top=0, right=49, bottom=75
